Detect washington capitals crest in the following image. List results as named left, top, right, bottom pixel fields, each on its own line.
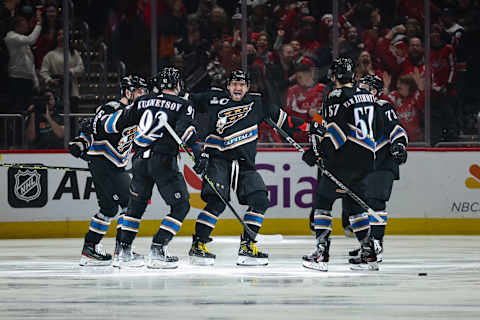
left=216, top=102, right=253, bottom=134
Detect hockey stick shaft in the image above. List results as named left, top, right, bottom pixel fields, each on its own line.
left=0, top=163, right=90, bottom=172
left=162, top=122, right=257, bottom=239
left=265, top=118, right=383, bottom=223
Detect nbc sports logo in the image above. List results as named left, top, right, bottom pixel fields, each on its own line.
left=465, top=164, right=480, bottom=189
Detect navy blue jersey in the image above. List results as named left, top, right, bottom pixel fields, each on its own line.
left=189, top=89, right=306, bottom=168
left=80, top=100, right=136, bottom=167
left=321, top=86, right=382, bottom=171
left=95, top=93, right=198, bottom=157
left=374, top=99, right=408, bottom=179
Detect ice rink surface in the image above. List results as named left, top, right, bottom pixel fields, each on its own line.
left=0, top=236, right=479, bottom=320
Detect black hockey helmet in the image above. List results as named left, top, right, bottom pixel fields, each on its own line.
left=157, top=67, right=182, bottom=91
left=358, top=74, right=384, bottom=96
left=131, top=75, right=148, bottom=91
left=329, top=57, right=355, bottom=83
left=120, top=76, right=136, bottom=97
left=227, top=70, right=250, bottom=86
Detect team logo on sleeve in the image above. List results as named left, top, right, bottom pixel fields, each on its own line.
left=118, top=125, right=137, bottom=153
left=216, top=102, right=253, bottom=134
left=8, top=167, right=48, bottom=208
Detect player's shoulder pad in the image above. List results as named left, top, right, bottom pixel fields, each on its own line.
left=97, top=100, right=121, bottom=114
left=376, top=99, right=392, bottom=107
left=327, top=88, right=342, bottom=99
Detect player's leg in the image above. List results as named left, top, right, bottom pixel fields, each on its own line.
left=117, top=158, right=154, bottom=268
left=302, top=175, right=337, bottom=271
left=341, top=196, right=354, bottom=238
left=147, top=158, right=191, bottom=269
left=236, top=169, right=270, bottom=266
left=80, top=158, right=121, bottom=266
left=365, top=170, right=394, bottom=262
left=189, top=157, right=229, bottom=265
left=347, top=174, right=379, bottom=271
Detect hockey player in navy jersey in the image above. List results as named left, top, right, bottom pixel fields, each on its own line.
left=68, top=75, right=148, bottom=266
left=187, top=70, right=319, bottom=266
left=100, top=67, right=205, bottom=269
left=347, top=74, right=408, bottom=264
left=301, top=57, right=383, bottom=271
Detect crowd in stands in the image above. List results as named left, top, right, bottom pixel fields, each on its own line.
left=2, top=0, right=480, bottom=148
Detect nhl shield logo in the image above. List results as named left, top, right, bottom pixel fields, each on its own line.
left=8, top=166, right=48, bottom=208
left=14, top=170, right=41, bottom=202
left=216, top=102, right=253, bottom=134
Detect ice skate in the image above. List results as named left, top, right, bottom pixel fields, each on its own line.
left=302, top=240, right=329, bottom=272
left=115, top=242, right=144, bottom=268
left=237, top=235, right=268, bottom=266
left=349, top=240, right=383, bottom=265
left=112, top=241, right=144, bottom=268
left=79, top=242, right=112, bottom=266
left=348, top=247, right=361, bottom=258
left=146, top=243, right=179, bottom=269
left=350, top=240, right=379, bottom=271
left=189, top=235, right=216, bottom=266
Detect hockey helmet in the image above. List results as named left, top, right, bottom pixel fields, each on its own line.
left=157, top=67, right=182, bottom=91
left=120, top=76, right=136, bottom=97
left=358, top=74, right=384, bottom=96
left=227, top=70, right=250, bottom=86
left=131, top=75, right=148, bottom=91
left=328, top=57, right=355, bottom=83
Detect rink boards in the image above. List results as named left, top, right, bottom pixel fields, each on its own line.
left=0, top=149, right=479, bottom=238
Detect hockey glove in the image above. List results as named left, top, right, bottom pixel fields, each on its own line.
left=302, top=148, right=320, bottom=167
left=309, top=121, right=326, bottom=137
left=390, top=143, right=407, bottom=164
left=68, top=137, right=88, bottom=158
left=79, top=118, right=94, bottom=135
left=193, top=152, right=209, bottom=175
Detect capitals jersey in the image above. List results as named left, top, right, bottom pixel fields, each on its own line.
left=96, top=93, right=198, bottom=156
left=189, top=88, right=306, bottom=168
left=80, top=100, right=137, bottom=168
left=374, top=99, right=408, bottom=179
left=321, top=86, right=382, bottom=171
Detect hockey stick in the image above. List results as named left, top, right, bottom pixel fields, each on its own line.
left=265, top=118, right=383, bottom=223
left=160, top=117, right=257, bottom=239
left=0, top=162, right=90, bottom=172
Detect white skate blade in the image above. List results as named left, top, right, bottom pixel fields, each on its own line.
left=79, top=255, right=111, bottom=267
left=189, top=255, right=215, bottom=266
left=376, top=253, right=383, bottom=263
left=236, top=256, right=268, bottom=266
left=302, top=260, right=328, bottom=272
left=350, top=261, right=379, bottom=271
left=146, top=258, right=178, bottom=269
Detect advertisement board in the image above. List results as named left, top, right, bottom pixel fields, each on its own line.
left=0, top=149, right=479, bottom=238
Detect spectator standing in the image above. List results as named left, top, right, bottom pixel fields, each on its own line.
left=4, top=10, right=41, bottom=113
left=40, top=28, right=84, bottom=112
left=34, top=0, right=61, bottom=69
left=0, top=0, right=19, bottom=93
left=266, top=43, right=295, bottom=106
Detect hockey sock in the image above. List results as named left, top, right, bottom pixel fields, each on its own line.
left=349, top=212, right=371, bottom=243
left=119, top=216, right=141, bottom=245
left=85, top=213, right=111, bottom=244
left=243, top=210, right=264, bottom=239
left=153, top=215, right=183, bottom=244
left=195, top=209, right=219, bottom=241
left=313, top=209, right=332, bottom=242
left=115, top=208, right=127, bottom=243
left=368, top=211, right=387, bottom=240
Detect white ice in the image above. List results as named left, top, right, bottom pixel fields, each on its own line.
left=0, top=236, right=479, bottom=319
